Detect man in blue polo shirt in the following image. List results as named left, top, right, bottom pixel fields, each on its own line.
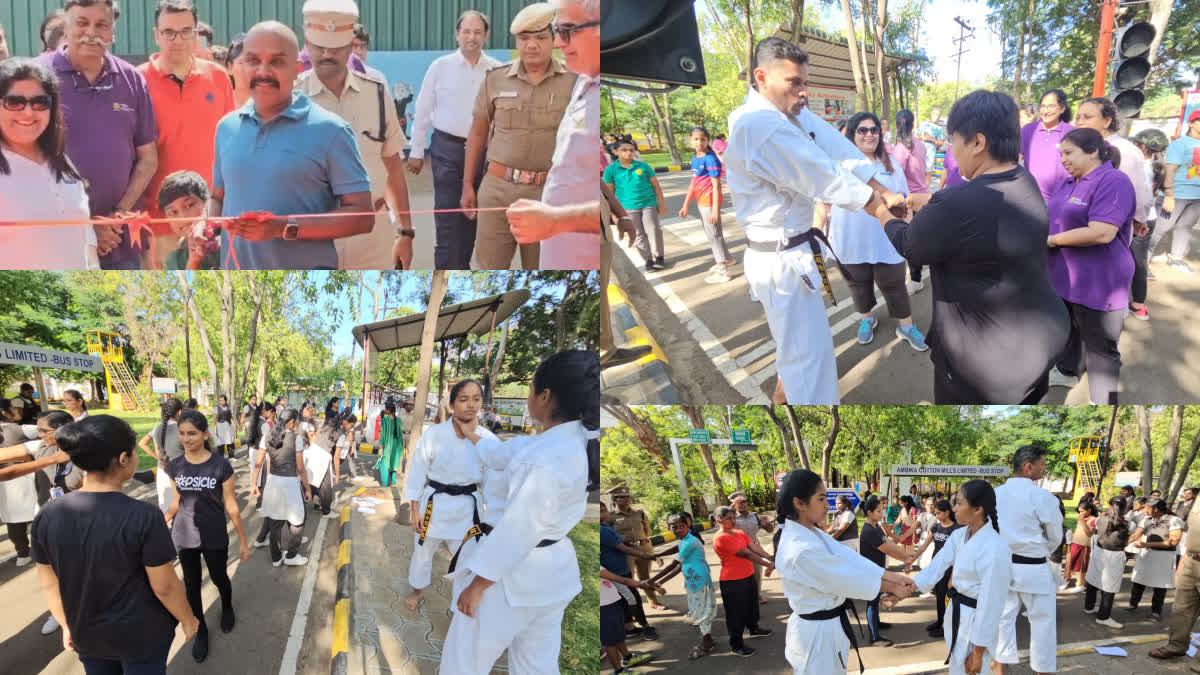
left=40, top=0, right=159, bottom=270
left=210, top=21, right=373, bottom=269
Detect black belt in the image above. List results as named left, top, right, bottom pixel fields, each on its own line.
left=446, top=521, right=560, bottom=573
left=744, top=228, right=853, bottom=303
left=419, top=480, right=479, bottom=546
left=1011, top=554, right=1046, bottom=564
left=797, top=599, right=865, bottom=673
left=945, top=587, right=978, bottom=665
left=434, top=128, right=467, bottom=144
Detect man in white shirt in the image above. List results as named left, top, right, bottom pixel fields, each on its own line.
left=993, top=445, right=1062, bottom=675
left=722, top=37, right=905, bottom=404
left=406, top=9, right=501, bottom=270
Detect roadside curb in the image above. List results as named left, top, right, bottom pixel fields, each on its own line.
left=653, top=165, right=686, bottom=173
left=604, top=283, right=679, bottom=404
left=330, top=486, right=367, bottom=675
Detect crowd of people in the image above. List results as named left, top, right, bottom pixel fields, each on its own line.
left=601, top=444, right=1200, bottom=674
left=602, top=34, right=1200, bottom=404
left=0, top=0, right=605, bottom=271
left=0, top=347, right=599, bottom=674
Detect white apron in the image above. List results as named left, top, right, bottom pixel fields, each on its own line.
left=1086, top=546, right=1126, bottom=594
left=155, top=465, right=174, bottom=511
left=0, top=472, right=38, bottom=523
left=261, top=474, right=306, bottom=526
left=304, top=442, right=333, bottom=486
left=215, top=421, right=234, bottom=446
left=1132, top=544, right=1176, bottom=589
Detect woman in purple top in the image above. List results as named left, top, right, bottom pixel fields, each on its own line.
left=1021, top=89, right=1074, bottom=202
left=1046, top=128, right=1136, bottom=405
left=939, top=147, right=964, bottom=189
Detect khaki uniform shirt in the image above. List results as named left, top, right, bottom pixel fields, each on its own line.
left=298, top=68, right=407, bottom=269
left=1186, top=499, right=1200, bottom=552
left=610, top=507, right=651, bottom=545
left=473, top=59, right=577, bottom=172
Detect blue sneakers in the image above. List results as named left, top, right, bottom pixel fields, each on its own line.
left=857, top=316, right=878, bottom=344
left=896, top=324, right=929, bottom=351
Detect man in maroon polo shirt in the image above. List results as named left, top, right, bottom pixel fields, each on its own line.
left=39, top=0, right=159, bottom=269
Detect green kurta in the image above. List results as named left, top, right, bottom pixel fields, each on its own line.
left=376, top=413, right=404, bottom=487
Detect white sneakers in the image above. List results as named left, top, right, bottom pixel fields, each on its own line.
left=15, top=555, right=32, bottom=567
left=1095, top=617, right=1124, bottom=629
left=1066, top=586, right=1084, bottom=594
left=324, top=511, right=340, bottom=519
left=906, top=279, right=924, bottom=295
left=41, top=615, right=59, bottom=635
left=1048, top=367, right=1080, bottom=388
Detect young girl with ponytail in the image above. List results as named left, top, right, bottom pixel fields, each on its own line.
left=252, top=406, right=310, bottom=567
left=139, top=398, right=185, bottom=511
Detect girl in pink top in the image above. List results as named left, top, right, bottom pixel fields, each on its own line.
left=888, top=109, right=930, bottom=195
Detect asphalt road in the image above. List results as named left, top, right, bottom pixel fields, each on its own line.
left=610, top=171, right=1200, bottom=404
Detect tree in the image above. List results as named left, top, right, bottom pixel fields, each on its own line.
left=407, top=271, right=447, bottom=452
left=838, top=0, right=871, bottom=111
left=783, top=405, right=812, bottom=469
left=603, top=404, right=672, bottom=471
left=1168, top=425, right=1200, bottom=503
left=1136, top=405, right=1154, bottom=493
left=762, top=405, right=797, bottom=470
left=1155, top=405, right=1186, bottom=497
left=682, top=405, right=728, bottom=503
left=820, top=405, right=841, bottom=483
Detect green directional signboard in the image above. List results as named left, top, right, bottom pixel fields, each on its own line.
left=689, top=428, right=711, bottom=444
left=732, top=429, right=751, bottom=444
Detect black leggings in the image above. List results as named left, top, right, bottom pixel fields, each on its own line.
left=310, top=471, right=333, bottom=515
left=178, top=548, right=233, bottom=632
left=1085, top=582, right=1116, bottom=620
left=934, top=569, right=952, bottom=627
left=217, top=444, right=235, bottom=459
left=6, top=522, right=30, bottom=558
left=1129, top=582, right=1167, bottom=613
left=1130, top=222, right=1154, bottom=305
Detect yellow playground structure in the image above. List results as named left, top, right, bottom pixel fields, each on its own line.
left=1069, top=436, right=1104, bottom=501
left=86, top=331, right=149, bottom=412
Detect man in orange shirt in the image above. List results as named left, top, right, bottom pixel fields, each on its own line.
left=137, top=0, right=234, bottom=269
left=712, top=505, right=775, bottom=657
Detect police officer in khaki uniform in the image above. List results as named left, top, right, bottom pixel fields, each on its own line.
left=296, top=0, right=416, bottom=270
left=461, top=3, right=576, bottom=270
left=1153, top=496, right=1200, bottom=666
left=609, top=486, right=666, bottom=609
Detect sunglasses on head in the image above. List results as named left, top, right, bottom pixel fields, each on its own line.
left=2, top=95, right=52, bottom=112
left=855, top=126, right=879, bottom=136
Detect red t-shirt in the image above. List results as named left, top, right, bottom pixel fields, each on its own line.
left=713, top=528, right=755, bottom=581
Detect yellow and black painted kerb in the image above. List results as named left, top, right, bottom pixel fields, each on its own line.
left=331, top=487, right=367, bottom=675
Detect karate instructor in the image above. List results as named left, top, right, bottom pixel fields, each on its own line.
left=723, top=38, right=905, bottom=404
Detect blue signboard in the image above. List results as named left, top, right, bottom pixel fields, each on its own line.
left=825, top=489, right=862, bottom=513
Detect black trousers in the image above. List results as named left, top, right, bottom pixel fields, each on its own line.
left=1129, top=582, right=1167, bottom=613
left=1056, top=300, right=1124, bottom=405
left=6, top=522, right=30, bottom=558
left=1130, top=222, right=1154, bottom=304
left=309, top=471, right=333, bottom=515
left=719, top=575, right=761, bottom=651
left=933, top=363, right=1049, bottom=405
left=268, top=517, right=305, bottom=563
left=431, top=130, right=481, bottom=270
left=934, top=569, right=952, bottom=627
left=179, top=548, right=233, bottom=632
left=1085, top=582, right=1116, bottom=620
left=622, top=579, right=648, bottom=627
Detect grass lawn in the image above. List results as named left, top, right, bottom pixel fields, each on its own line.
left=637, top=151, right=675, bottom=168
left=562, top=520, right=600, bottom=673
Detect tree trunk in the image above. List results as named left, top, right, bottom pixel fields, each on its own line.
left=255, top=360, right=267, bottom=399
left=789, top=0, right=806, bottom=43
left=176, top=274, right=220, bottom=401
left=1136, top=405, right=1154, bottom=493
left=838, top=0, right=870, bottom=111
left=783, top=405, right=811, bottom=469
left=1022, top=0, right=1035, bottom=104
left=1012, top=6, right=1027, bottom=98
left=1156, top=405, right=1186, bottom=495
left=661, top=93, right=679, bottom=165
left=407, top=271, right=448, bottom=452
left=603, top=404, right=671, bottom=471
left=743, top=0, right=755, bottom=95
left=858, top=0, right=874, bottom=112
left=682, top=405, right=727, bottom=504
left=821, top=405, right=840, bottom=484
left=1168, top=426, right=1200, bottom=503
left=646, top=93, right=681, bottom=166
left=763, top=405, right=798, bottom=470
left=870, top=0, right=890, bottom=123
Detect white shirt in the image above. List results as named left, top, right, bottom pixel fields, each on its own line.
left=466, top=421, right=588, bottom=608
left=833, top=509, right=856, bottom=537
left=1109, top=134, right=1152, bottom=223
left=0, top=150, right=99, bottom=270
left=539, top=75, right=602, bottom=270
left=402, top=420, right=492, bottom=540
left=472, top=434, right=527, bottom=524
left=829, top=157, right=907, bottom=264
left=408, top=49, right=502, bottom=158
left=776, top=520, right=882, bottom=614
left=724, top=90, right=877, bottom=245
left=913, top=524, right=1012, bottom=653
left=994, top=477, right=1064, bottom=594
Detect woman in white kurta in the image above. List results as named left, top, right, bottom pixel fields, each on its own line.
left=439, top=350, right=595, bottom=675
left=402, top=379, right=490, bottom=612
left=774, top=469, right=916, bottom=674
left=1084, top=496, right=1129, bottom=628
left=213, top=395, right=235, bottom=457
left=906, top=480, right=1012, bottom=675
left=1127, top=498, right=1183, bottom=619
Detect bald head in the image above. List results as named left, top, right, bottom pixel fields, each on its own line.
left=245, top=20, right=300, bottom=57
left=242, top=20, right=301, bottom=118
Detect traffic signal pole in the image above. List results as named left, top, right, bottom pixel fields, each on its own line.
left=1092, top=0, right=1120, bottom=97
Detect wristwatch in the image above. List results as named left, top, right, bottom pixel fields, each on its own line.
left=396, top=228, right=416, bottom=238
left=282, top=217, right=300, bottom=241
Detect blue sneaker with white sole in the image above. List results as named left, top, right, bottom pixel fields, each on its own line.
left=896, top=324, right=928, bottom=351
left=857, top=316, right=877, bottom=344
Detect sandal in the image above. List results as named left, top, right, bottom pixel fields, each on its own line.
left=1149, top=647, right=1187, bottom=659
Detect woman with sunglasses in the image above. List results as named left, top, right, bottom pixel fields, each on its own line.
left=0, top=58, right=98, bottom=270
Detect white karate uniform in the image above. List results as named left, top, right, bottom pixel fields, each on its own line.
left=724, top=91, right=878, bottom=403
left=402, top=420, right=491, bottom=590
left=775, top=519, right=883, bottom=673
left=913, top=524, right=1012, bottom=675
left=994, top=477, right=1063, bottom=672
left=439, top=421, right=588, bottom=675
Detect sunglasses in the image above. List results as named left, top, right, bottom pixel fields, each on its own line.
left=855, top=126, right=880, bottom=136
left=2, top=95, right=52, bottom=112
left=552, top=21, right=600, bottom=44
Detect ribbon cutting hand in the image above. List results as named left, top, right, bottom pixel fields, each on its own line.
left=507, top=198, right=562, bottom=244
left=93, top=211, right=149, bottom=256
left=461, top=186, right=478, bottom=221
left=226, top=211, right=285, bottom=241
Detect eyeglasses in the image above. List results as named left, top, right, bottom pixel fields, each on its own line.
left=855, top=126, right=880, bottom=136
left=36, top=427, right=55, bottom=436
left=552, top=21, right=600, bottom=44
left=2, top=95, right=52, bottom=111
left=160, top=28, right=195, bottom=42
left=1039, top=104, right=1060, bottom=111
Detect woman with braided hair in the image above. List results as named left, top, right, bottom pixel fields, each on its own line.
left=375, top=397, right=405, bottom=487
left=252, top=406, right=310, bottom=567
left=139, top=397, right=184, bottom=512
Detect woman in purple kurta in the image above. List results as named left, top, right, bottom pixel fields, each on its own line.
left=1020, top=89, right=1074, bottom=203
left=1046, top=128, right=1136, bottom=405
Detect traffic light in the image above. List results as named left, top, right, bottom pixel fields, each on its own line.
left=1110, top=21, right=1156, bottom=117
left=600, top=0, right=707, bottom=88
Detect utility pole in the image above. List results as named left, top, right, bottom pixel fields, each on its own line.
left=1092, top=0, right=1120, bottom=97
left=952, top=16, right=975, bottom=102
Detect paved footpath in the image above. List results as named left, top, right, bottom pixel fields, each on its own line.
left=611, top=171, right=1200, bottom=404
left=625, top=521, right=1185, bottom=674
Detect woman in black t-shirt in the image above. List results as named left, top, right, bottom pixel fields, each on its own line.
left=164, top=410, right=251, bottom=663
left=911, top=499, right=961, bottom=637
left=858, top=495, right=917, bottom=646
left=31, top=415, right=198, bottom=674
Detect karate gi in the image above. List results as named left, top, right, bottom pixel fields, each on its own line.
left=438, top=421, right=588, bottom=675
left=402, top=420, right=492, bottom=590
left=913, top=525, right=1012, bottom=675
left=994, top=477, right=1063, bottom=672
left=775, top=519, right=883, bottom=673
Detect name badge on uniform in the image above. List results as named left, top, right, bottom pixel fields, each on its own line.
left=800, top=274, right=817, bottom=292
left=496, top=91, right=519, bottom=98
left=50, top=487, right=64, bottom=500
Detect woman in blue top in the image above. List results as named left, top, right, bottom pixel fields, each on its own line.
left=679, top=126, right=733, bottom=283
left=648, top=513, right=717, bottom=660
left=1148, top=109, right=1200, bottom=273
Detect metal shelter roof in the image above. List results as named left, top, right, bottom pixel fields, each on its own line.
left=351, top=289, right=531, bottom=352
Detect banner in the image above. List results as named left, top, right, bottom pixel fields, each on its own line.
left=0, top=342, right=103, bottom=373
left=1113, top=471, right=1142, bottom=487
left=891, top=464, right=1011, bottom=477
left=151, top=377, right=177, bottom=394
left=809, top=85, right=856, bottom=123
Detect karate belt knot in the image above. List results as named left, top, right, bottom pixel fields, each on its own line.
left=446, top=521, right=561, bottom=574
left=419, top=480, right=480, bottom=546
left=744, top=227, right=854, bottom=304
left=945, top=586, right=977, bottom=665
left=796, top=598, right=866, bottom=673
